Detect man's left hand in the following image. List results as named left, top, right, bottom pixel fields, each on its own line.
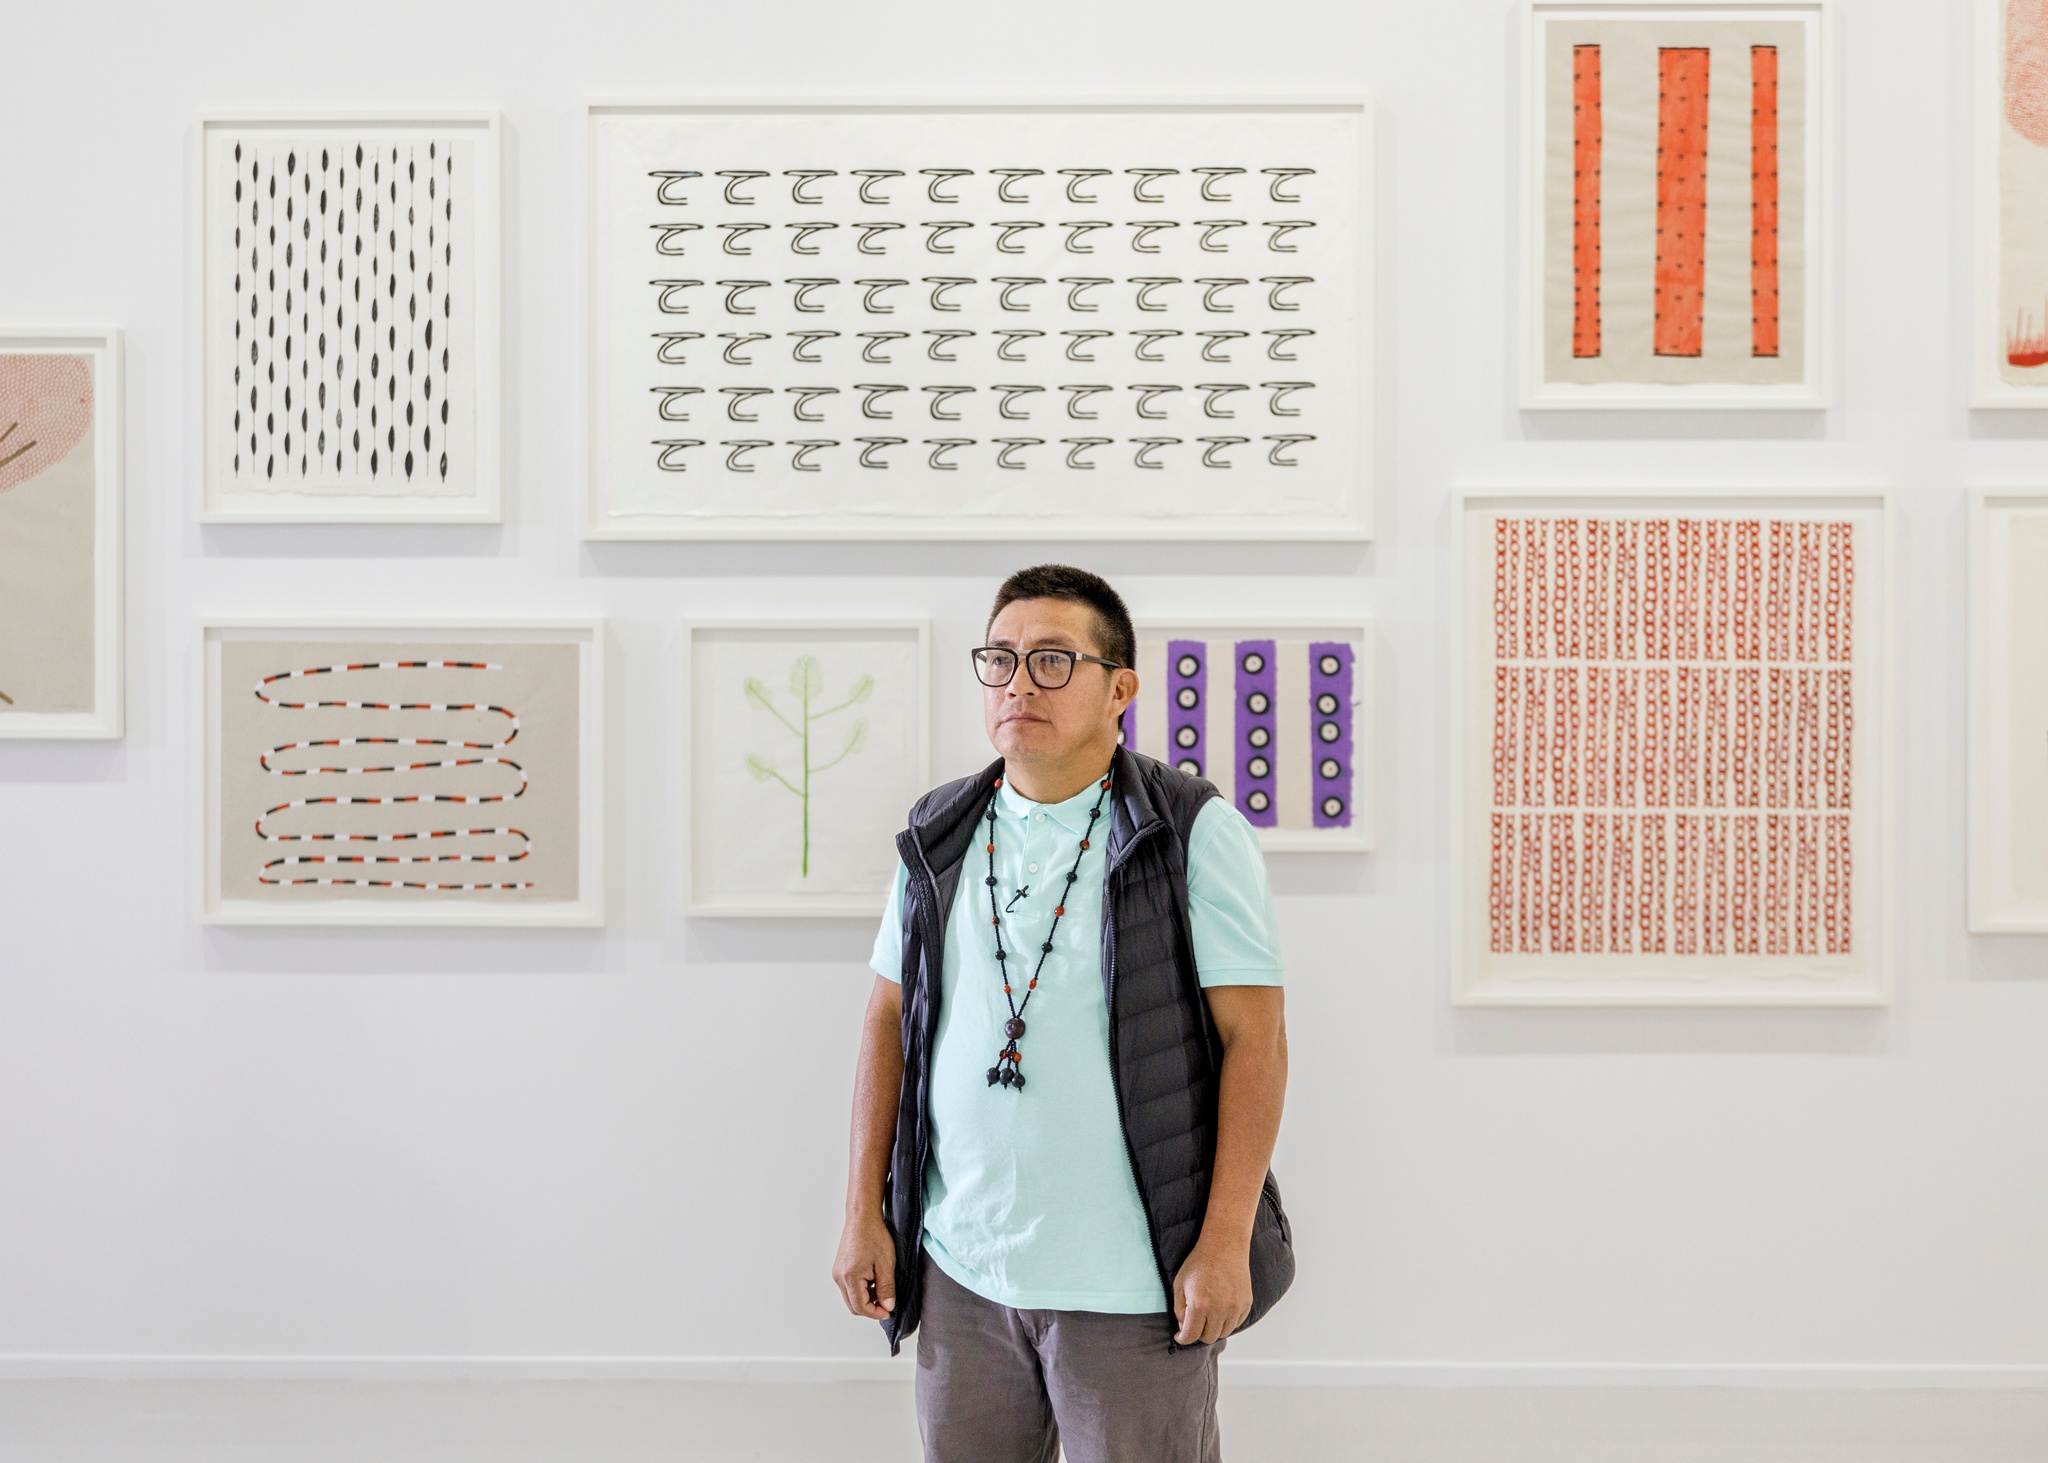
left=1171, top=1234, right=1253, bottom=1345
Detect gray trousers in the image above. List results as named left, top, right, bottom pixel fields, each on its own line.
left=914, top=1256, right=1224, bottom=1463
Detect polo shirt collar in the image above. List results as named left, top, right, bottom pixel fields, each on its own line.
left=995, top=771, right=1113, bottom=834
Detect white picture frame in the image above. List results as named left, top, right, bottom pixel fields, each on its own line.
left=683, top=619, right=932, bottom=917
left=194, top=112, right=503, bottom=522
left=1967, top=490, right=2048, bottom=930
left=1519, top=3, right=1831, bottom=411
left=1128, top=618, right=1374, bottom=852
left=1973, top=0, right=2048, bottom=408
left=198, top=617, right=604, bottom=927
left=0, top=329, right=122, bottom=740
left=1452, top=488, right=1890, bottom=1005
left=582, top=96, right=1372, bottom=541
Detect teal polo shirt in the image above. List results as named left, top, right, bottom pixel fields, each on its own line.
left=871, top=776, right=1282, bottom=1314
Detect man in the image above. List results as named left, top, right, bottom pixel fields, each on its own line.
left=833, top=564, right=1294, bottom=1463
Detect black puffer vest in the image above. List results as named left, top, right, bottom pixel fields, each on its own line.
left=883, top=746, right=1295, bottom=1353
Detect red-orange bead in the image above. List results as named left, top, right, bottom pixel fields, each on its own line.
left=1079, top=840, right=1090, bottom=850
left=986, top=843, right=995, bottom=854
left=1054, top=905, right=1065, bottom=916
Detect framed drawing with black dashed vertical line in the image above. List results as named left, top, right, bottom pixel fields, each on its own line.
left=583, top=98, right=1371, bottom=540
left=1124, top=620, right=1372, bottom=852
left=195, top=114, right=502, bottom=522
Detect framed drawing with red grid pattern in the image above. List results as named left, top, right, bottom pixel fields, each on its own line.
left=1521, top=3, right=1831, bottom=410
left=1454, top=490, right=1889, bottom=1005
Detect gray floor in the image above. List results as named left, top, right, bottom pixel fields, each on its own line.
left=3, top=1380, right=2047, bottom=1461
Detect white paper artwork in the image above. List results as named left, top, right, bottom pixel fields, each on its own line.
left=687, top=622, right=930, bottom=916
left=585, top=102, right=1370, bottom=540
left=1968, top=492, right=2048, bottom=929
left=1455, top=491, right=1889, bottom=1005
left=1124, top=621, right=1373, bottom=851
left=197, top=115, right=501, bottom=521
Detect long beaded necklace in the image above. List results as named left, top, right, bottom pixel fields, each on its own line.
left=982, top=770, right=1113, bottom=1092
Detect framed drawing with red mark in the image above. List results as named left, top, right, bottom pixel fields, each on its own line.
left=1975, top=3, right=2048, bottom=407
left=198, top=618, right=605, bottom=927
left=1123, top=619, right=1373, bottom=853
left=1521, top=4, right=1830, bottom=410
left=0, top=330, right=122, bottom=740
left=1968, top=491, right=2048, bottom=929
left=1454, top=491, right=1889, bottom=1005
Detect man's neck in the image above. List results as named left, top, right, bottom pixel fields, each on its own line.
left=1002, top=742, right=1117, bottom=806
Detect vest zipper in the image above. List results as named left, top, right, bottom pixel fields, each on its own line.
left=1102, top=822, right=1184, bottom=1350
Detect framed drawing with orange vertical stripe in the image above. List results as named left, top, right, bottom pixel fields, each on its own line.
left=1124, top=619, right=1373, bottom=852
left=1521, top=5, right=1830, bottom=410
left=1453, top=491, right=1890, bottom=1005
left=1975, top=2, right=2048, bottom=407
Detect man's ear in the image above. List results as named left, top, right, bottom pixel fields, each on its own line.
left=1111, top=667, right=1139, bottom=713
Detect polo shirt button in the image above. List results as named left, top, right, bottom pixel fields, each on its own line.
left=1028, top=863, right=1039, bottom=874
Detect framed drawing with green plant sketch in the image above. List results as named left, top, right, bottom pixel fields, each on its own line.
left=685, top=619, right=930, bottom=916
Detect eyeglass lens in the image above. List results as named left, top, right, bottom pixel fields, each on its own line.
left=973, top=648, right=1077, bottom=689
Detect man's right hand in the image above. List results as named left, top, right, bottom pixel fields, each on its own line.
left=833, top=1214, right=898, bottom=1320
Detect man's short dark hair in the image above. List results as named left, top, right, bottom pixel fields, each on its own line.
left=987, top=565, right=1136, bottom=671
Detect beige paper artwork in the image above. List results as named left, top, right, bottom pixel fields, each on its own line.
left=1543, top=20, right=1807, bottom=387
left=217, top=640, right=582, bottom=903
left=0, top=354, right=96, bottom=715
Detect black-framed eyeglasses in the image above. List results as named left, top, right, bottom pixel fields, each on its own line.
left=972, top=646, right=1127, bottom=690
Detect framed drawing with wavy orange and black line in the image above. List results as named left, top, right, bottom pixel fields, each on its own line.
left=1521, top=4, right=1831, bottom=410
left=197, top=619, right=604, bottom=927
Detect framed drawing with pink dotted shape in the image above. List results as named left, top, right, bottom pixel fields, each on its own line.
left=1122, top=620, right=1372, bottom=852
left=0, top=330, right=122, bottom=740
left=1455, top=490, right=1890, bottom=1006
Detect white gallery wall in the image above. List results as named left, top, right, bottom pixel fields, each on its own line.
left=3, top=0, right=2046, bottom=1382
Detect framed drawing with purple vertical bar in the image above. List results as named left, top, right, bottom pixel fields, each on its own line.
left=1122, top=619, right=1372, bottom=852
left=1520, top=4, right=1831, bottom=410
left=0, top=329, right=123, bottom=740
left=194, top=113, right=503, bottom=521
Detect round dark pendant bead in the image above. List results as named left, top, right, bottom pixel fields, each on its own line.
left=1000, top=1066, right=1016, bottom=1087
left=1012, top=1072, right=1026, bottom=1090
left=987, top=1066, right=1002, bottom=1086
left=1004, top=1016, right=1027, bottom=1040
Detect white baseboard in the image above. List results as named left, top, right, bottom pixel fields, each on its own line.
left=3, top=1356, right=2048, bottom=1389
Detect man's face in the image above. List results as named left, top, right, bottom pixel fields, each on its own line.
left=983, top=598, right=1133, bottom=765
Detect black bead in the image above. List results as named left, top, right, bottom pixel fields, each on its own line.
left=1004, top=1016, right=1026, bottom=1039
left=1000, top=1066, right=1015, bottom=1086
left=1011, top=1071, right=1026, bottom=1090
left=985, top=875, right=997, bottom=886
left=1066, top=871, right=1078, bottom=883
left=1041, top=941, right=1053, bottom=953
left=987, top=1066, right=1001, bottom=1085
